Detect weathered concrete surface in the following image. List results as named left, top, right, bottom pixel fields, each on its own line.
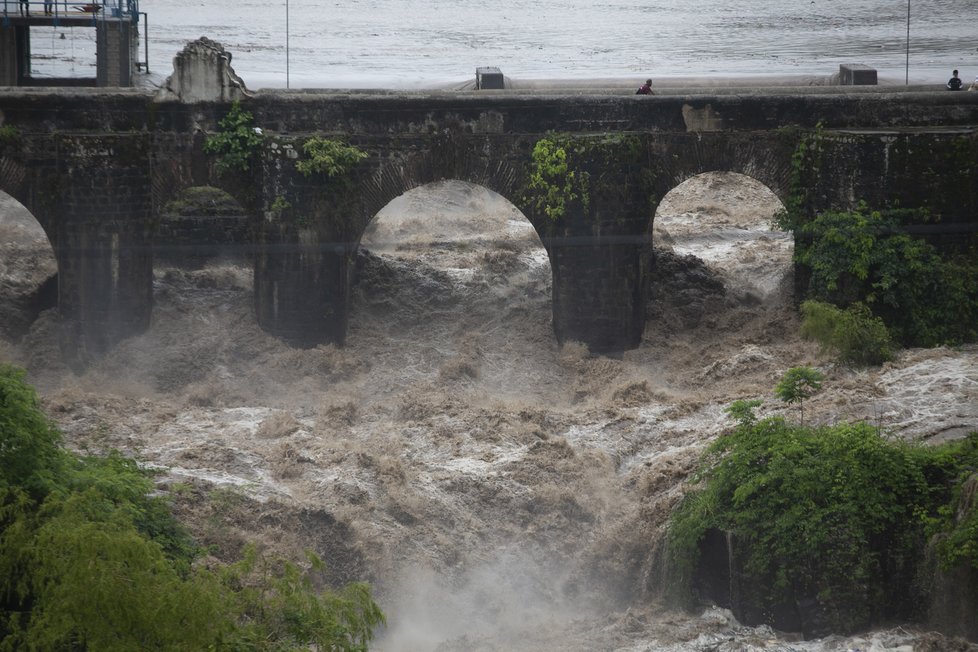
left=1, top=77, right=977, bottom=361
left=155, top=37, right=251, bottom=104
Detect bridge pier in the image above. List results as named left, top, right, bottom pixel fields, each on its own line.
left=253, top=235, right=353, bottom=348
left=55, top=222, right=152, bottom=365
left=548, top=236, right=651, bottom=352
left=251, top=176, right=358, bottom=348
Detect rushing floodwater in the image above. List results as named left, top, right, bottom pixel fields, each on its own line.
left=2, top=174, right=977, bottom=650
left=6, top=1, right=978, bottom=649
left=25, top=0, right=978, bottom=88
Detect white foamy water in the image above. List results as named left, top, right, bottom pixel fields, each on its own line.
left=2, top=173, right=976, bottom=650
left=23, top=0, right=978, bottom=88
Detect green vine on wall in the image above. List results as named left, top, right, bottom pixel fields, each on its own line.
left=295, top=137, right=368, bottom=179
left=0, top=124, right=19, bottom=145
left=775, top=124, right=978, bottom=349
left=526, top=135, right=590, bottom=221
left=773, top=121, right=825, bottom=232
left=525, top=132, right=648, bottom=223
left=203, top=101, right=264, bottom=174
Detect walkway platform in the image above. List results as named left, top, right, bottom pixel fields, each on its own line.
left=1, top=0, right=141, bottom=87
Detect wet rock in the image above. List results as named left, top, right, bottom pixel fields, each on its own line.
left=649, top=248, right=725, bottom=328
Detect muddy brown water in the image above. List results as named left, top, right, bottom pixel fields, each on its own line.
left=1, top=174, right=976, bottom=650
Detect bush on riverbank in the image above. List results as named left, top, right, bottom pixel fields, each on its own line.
left=799, top=300, right=893, bottom=367
left=0, top=363, right=384, bottom=651
left=668, top=400, right=978, bottom=636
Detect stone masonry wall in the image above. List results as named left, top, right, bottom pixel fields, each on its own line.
left=0, top=87, right=976, bottom=356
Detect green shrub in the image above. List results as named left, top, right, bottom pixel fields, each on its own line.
left=925, top=433, right=978, bottom=572
left=203, top=101, right=264, bottom=174
left=800, top=300, right=893, bottom=367
left=295, top=137, right=368, bottom=178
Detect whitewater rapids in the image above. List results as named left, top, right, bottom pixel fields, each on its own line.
left=1, top=174, right=976, bottom=651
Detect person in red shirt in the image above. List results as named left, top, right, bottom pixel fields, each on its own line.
left=636, top=79, right=654, bottom=95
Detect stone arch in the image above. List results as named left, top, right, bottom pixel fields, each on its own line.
left=0, top=186, right=59, bottom=342
left=355, top=178, right=553, bottom=349
left=653, top=170, right=791, bottom=300
left=0, top=156, right=60, bottom=249
left=357, top=145, right=533, bottom=246
left=154, top=184, right=254, bottom=269
left=646, top=134, right=795, bottom=236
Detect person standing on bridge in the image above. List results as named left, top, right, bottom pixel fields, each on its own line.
left=636, top=78, right=654, bottom=95
left=947, top=69, right=963, bottom=90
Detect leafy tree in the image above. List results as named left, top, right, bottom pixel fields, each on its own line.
left=0, top=363, right=384, bottom=651
left=668, top=412, right=978, bottom=634
left=793, top=204, right=978, bottom=347
left=221, top=545, right=384, bottom=652
left=775, top=366, right=824, bottom=426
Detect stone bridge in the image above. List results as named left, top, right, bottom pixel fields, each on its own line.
left=1, top=46, right=977, bottom=363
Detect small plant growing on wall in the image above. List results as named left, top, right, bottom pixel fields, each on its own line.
left=203, top=101, right=264, bottom=174
left=270, top=195, right=291, bottom=215
left=295, top=137, right=368, bottom=179
left=0, top=124, right=19, bottom=145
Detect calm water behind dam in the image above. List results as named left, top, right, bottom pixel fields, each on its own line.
left=26, top=0, right=978, bottom=89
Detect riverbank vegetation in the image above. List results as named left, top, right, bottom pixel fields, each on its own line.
left=668, top=389, right=978, bottom=635
left=779, top=202, right=978, bottom=356
left=0, top=363, right=384, bottom=651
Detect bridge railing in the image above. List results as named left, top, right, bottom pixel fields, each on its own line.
left=2, top=0, right=138, bottom=23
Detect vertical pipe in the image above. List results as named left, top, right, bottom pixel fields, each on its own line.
left=905, top=0, right=910, bottom=85
left=142, top=10, right=147, bottom=72
left=285, top=0, right=290, bottom=88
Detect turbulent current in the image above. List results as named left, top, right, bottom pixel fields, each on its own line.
left=1, top=175, right=977, bottom=651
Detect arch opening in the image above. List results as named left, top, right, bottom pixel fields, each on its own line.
left=0, top=190, right=58, bottom=349
left=653, top=171, right=791, bottom=302
left=151, top=183, right=254, bottom=314
left=354, top=179, right=553, bottom=393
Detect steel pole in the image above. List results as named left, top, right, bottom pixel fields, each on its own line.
left=905, top=0, right=910, bottom=84
left=286, top=0, right=290, bottom=88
